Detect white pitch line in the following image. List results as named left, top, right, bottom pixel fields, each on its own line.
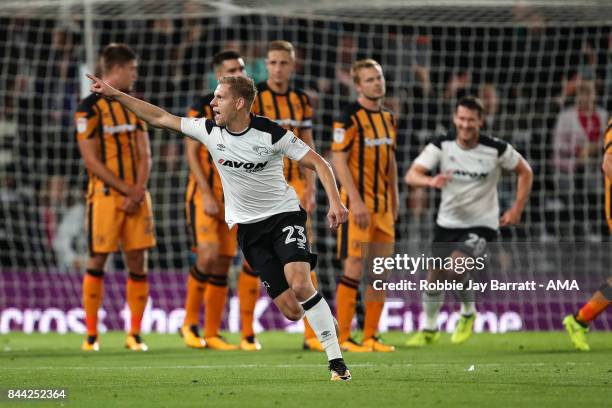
left=0, top=363, right=375, bottom=371
left=0, top=362, right=588, bottom=371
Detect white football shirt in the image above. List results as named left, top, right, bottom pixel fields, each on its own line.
left=181, top=114, right=311, bottom=228
left=414, top=132, right=521, bottom=230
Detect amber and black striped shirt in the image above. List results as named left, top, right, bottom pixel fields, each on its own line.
left=252, top=81, right=313, bottom=183
left=74, top=93, right=147, bottom=197
left=331, top=102, right=397, bottom=213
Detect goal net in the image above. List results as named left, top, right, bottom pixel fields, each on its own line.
left=1, top=0, right=612, bottom=334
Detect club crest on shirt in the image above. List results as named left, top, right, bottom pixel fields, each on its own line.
left=333, top=127, right=345, bottom=143
left=253, top=146, right=271, bottom=156
left=76, top=117, right=87, bottom=133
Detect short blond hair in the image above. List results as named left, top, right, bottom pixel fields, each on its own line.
left=218, top=76, right=257, bottom=109
left=267, top=40, right=295, bottom=59
left=351, top=59, right=382, bottom=84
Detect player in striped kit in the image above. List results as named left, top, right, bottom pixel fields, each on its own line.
left=76, top=43, right=155, bottom=352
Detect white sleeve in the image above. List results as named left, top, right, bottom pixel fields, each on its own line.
left=181, top=117, right=211, bottom=146
left=276, top=131, right=311, bottom=161
left=499, top=143, right=521, bottom=170
left=413, top=143, right=441, bottom=171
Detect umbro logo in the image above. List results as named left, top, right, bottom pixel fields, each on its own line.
left=216, top=144, right=226, bottom=151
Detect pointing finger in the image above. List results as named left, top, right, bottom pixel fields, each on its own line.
left=86, top=73, right=98, bottom=82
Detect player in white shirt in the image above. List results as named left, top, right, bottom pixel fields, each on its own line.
left=405, top=96, right=533, bottom=346
left=86, top=73, right=351, bottom=381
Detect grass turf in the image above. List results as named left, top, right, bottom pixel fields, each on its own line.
left=0, top=331, right=610, bottom=407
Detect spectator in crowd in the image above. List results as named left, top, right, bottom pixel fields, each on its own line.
left=40, top=175, right=68, bottom=264
left=552, top=80, right=608, bottom=239
left=52, top=190, right=87, bottom=272
left=138, top=18, right=181, bottom=109
left=335, top=35, right=358, bottom=99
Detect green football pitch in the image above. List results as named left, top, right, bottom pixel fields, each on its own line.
left=0, top=331, right=610, bottom=407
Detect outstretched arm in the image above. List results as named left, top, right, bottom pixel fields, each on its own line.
left=86, top=73, right=182, bottom=132
left=299, top=150, right=348, bottom=230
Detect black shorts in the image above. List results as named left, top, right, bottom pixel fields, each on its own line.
left=432, top=224, right=498, bottom=258
left=237, top=208, right=317, bottom=299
